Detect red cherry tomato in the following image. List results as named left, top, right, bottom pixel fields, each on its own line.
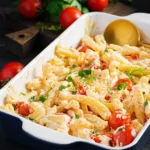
left=108, top=109, right=131, bottom=130
left=91, top=135, right=101, bottom=143
left=59, top=7, right=82, bottom=29
left=113, top=125, right=137, bottom=146
left=78, top=45, right=92, bottom=53
left=105, top=95, right=111, bottom=100
left=0, top=62, right=24, bottom=82
left=100, top=60, right=107, bottom=70
left=88, top=0, right=108, bottom=11
left=78, top=85, right=87, bottom=95
left=19, top=0, right=43, bottom=19
left=16, top=102, right=32, bottom=116
left=114, top=78, right=133, bottom=91
left=126, top=54, right=139, bottom=61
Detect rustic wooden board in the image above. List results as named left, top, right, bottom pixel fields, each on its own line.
left=5, top=2, right=136, bottom=50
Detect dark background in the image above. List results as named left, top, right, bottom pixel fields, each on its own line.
left=0, top=0, right=150, bottom=150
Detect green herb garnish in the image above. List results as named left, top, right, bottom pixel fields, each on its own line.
left=78, top=70, right=92, bottom=77
left=144, top=99, right=149, bottom=108
left=72, top=86, right=78, bottom=94
left=67, top=76, right=73, bottom=82
left=29, top=96, right=36, bottom=102
left=118, top=127, right=125, bottom=131
left=143, top=92, right=146, bottom=95
left=116, top=82, right=128, bottom=90
left=75, top=114, right=79, bottom=119
left=104, top=49, right=109, bottom=53
left=72, top=64, right=77, bottom=68
left=126, top=68, right=144, bottom=81
left=39, top=93, right=49, bottom=102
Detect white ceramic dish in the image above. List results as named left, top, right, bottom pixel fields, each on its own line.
left=0, top=12, right=150, bottom=150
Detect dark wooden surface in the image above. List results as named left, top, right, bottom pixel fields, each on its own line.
left=0, top=2, right=150, bottom=150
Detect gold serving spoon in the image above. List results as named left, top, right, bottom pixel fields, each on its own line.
left=104, top=19, right=150, bottom=48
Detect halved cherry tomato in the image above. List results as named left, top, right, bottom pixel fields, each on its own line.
left=114, top=78, right=133, bottom=91
left=78, top=85, right=87, bottom=95
left=125, top=54, right=139, bottom=61
left=16, top=102, right=32, bottom=116
left=113, top=124, right=137, bottom=146
left=78, top=44, right=92, bottom=53
left=105, top=95, right=111, bottom=100
left=59, top=7, right=82, bottom=29
left=91, top=135, right=101, bottom=143
left=0, top=62, right=24, bottom=84
left=100, top=60, right=107, bottom=70
left=108, top=109, right=131, bottom=130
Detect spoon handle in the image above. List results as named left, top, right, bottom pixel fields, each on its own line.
left=138, top=41, right=150, bottom=49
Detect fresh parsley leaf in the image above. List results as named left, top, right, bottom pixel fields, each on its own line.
left=75, top=114, right=79, bottom=119
left=116, top=82, right=128, bottom=90
left=84, top=74, right=95, bottom=84
left=72, top=86, right=78, bottom=94
left=144, top=99, right=149, bottom=108
left=20, top=92, right=26, bottom=96
left=78, top=70, right=92, bottom=77
left=29, top=96, right=36, bottom=102
left=82, top=7, right=89, bottom=14
left=39, top=93, right=49, bottom=102
left=67, top=76, right=73, bottom=82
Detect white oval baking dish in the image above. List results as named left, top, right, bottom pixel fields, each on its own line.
left=0, top=12, right=150, bottom=150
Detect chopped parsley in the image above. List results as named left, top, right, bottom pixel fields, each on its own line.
left=59, top=84, right=70, bottom=91
left=144, top=99, right=149, bottom=108
left=20, top=92, right=26, bottom=96
left=116, top=82, right=128, bottom=90
left=75, top=114, right=79, bottom=119
left=72, top=64, right=77, bottom=68
left=39, top=93, right=49, bottom=102
left=118, top=127, right=125, bottom=131
left=143, top=92, right=146, bottom=95
left=78, top=69, right=92, bottom=77
left=29, top=96, right=36, bottom=102
left=67, top=76, right=73, bottom=82
left=126, top=68, right=144, bottom=81
left=84, top=74, right=95, bottom=84
left=29, top=118, right=35, bottom=122
left=91, top=129, right=99, bottom=135
left=104, top=49, right=109, bottom=53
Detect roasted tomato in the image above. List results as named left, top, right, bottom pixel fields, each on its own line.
left=108, top=109, right=131, bottom=130
left=78, top=85, right=87, bottom=95
left=113, top=124, right=137, bottom=146
left=126, top=54, right=139, bottom=61
left=114, top=78, right=133, bottom=91
left=78, top=44, right=92, bottom=53
left=16, top=102, right=32, bottom=116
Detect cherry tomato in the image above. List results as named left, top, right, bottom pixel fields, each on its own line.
left=91, top=135, right=101, bottom=143
left=0, top=62, right=24, bottom=83
left=88, top=0, right=108, bottom=11
left=113, top=124, right=137, bottom=146
left=114, top=78, right=133, bottom=91
left=16, top=102, right=32, bottom=116
left=78, top=45, right=92, bottom=53
left=108, top=109, right=131, bottom=130
left=19, top=0, right=43, bottom=19
left=105, top=95, right=111, bottom=100
left=126, top=54, right=139, bottom=61
left=100, top=60, right=107, bottom=70
left=59, top=7, right=82, bottom=29
left=78, top=85, right=87, bottom=95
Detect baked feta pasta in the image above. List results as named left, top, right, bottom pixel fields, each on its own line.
left=1, top=34, right=150, bottom=147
